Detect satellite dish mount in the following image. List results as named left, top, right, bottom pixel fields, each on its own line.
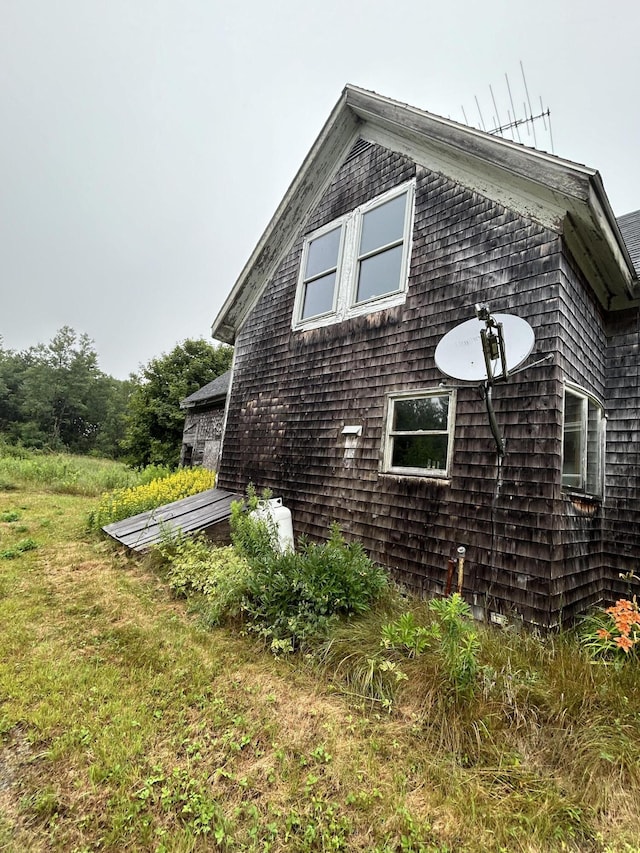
left=476, top=304, right=508, bottom=456
left=434, top=304, right=536, bottom=458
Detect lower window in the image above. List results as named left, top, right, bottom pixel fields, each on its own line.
left=562, top=385, right=604, bottom=495
left=384, top=391, right=455, bottom=477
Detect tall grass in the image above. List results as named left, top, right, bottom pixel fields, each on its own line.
left=0, top=442, right=168, bottom=497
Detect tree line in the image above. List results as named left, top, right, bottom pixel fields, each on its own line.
left=0, top=327, right=232, bottom=467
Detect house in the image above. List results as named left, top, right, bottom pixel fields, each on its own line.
left=179, top=370, right=230, bottom=469
left=210, top=85, right=640, bottom=627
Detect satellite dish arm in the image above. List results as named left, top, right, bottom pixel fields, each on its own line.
left=496, top=321, right=508, bottom=380
left=482, top=382, right=506, bottom=457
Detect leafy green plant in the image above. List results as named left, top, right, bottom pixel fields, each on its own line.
left=381, top=611, right=435, bottom=658
left=133, top=766, right=229, bottom=843
left=0, top=509, right=20, bottom=522
left=428, top=593, right=481, bottom=696
left=229, top=484, right=277, bottom=562
left=156, top=532, right=251, bottom=625
left=242, top=524, right=389, bottom=651
left=0, top=538, right=38, bottom=559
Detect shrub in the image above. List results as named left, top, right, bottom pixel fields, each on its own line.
left=156, top=532, right=251, bottom=625
left=241, top=524, right=389, bottom=652
left=88, top=467, right=216, bottom=530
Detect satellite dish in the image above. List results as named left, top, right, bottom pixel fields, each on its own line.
left=435, top=313, right=535, bottom=382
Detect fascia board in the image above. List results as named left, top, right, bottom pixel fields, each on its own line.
left=211, top=92, right=361, bottom=343
left=345, top=85, right=595, bottom=202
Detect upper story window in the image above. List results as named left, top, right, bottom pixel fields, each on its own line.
left=562, top=384, right=605, bottom=496
left=383, top=390, right=455, bottom=478
left=299, top=225, right=343, bottom=320
left=293, top=181, right=415, bottom=330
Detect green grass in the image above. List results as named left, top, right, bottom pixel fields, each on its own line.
left=0, top=446, right=165, bottom=497
left=0, top=458, right=640, bottom=851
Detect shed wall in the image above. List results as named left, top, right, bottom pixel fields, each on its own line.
left=181, top=405, right=225, bottom=469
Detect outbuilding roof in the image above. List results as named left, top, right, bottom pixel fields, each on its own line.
left=211, top=85, right=638, bottom=345
left=180, top=370, right=231, bottom=410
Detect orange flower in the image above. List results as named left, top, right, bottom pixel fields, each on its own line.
left=596, top=628, right=611, bottom=640
left=615, top=635, right=634, bottom=653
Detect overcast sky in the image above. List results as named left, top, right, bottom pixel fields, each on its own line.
left=1, top=0, right=639, bottom=379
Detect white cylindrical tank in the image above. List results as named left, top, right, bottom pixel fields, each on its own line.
left=250, top=498, right=294, bottom=553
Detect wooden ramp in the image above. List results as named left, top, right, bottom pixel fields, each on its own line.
left=102, top=488, right=241, bottom=553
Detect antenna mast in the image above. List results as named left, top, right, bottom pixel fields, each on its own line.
left=461, top=63, right=554, bottom=153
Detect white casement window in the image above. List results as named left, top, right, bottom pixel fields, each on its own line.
left=293, top=181, right=415, bottom=329
left=562, top=384, right=605, bottom=495
left=384, top=390, right=456, bottom=477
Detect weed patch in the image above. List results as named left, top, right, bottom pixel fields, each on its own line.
left=0, top=509, right=20, bottom=522
left=0, top=538, right=38, bottom=559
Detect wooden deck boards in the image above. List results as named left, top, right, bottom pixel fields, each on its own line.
left=102, top=488, right=241, bottom=552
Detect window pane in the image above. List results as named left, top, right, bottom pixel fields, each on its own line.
left=301, top=272, right=336, bottom=319
left=562, top=426, right=582, bottom=487
left=562, top=392, right=583, bottom=488
left=360, top=194, right=406, bottom=255
left=392, top=435, right=448, bottom=470
left=394, top=396, right=449, bottom=431
left=356, top=244, right=403, bottom=302
left=305, top=227, right=341, bottom=279
left=586, top=400, right=601, bottom=494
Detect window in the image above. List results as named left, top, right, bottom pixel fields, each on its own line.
left=384, top=391, right=455, bottom=477
left=562, top=385, right=605, bottom=495
left=355, top=192, right=408, bottom=304
left=293, top=181, right=415, bottom=329
left=299, top=223, right=343, bottom=321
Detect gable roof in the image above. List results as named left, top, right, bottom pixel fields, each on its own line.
left=617, top=210, right=640, bottom=278
left=180, top=369, right=231, bottom=410
left=212, top=85, right=638, bottom=344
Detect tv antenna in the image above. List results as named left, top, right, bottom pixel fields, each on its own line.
left=434, top=304, right=536, bottom=456
left=459, top=62, right=554, bottom=153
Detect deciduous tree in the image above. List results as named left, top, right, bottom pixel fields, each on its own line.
left=122, top=339, right=232, bottom=468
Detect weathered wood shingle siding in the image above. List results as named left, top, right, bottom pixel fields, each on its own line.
left=550, top=251, right=608, bottom=616
left=218, top=140, right=581, bottom=626
left=603, top=309, right=640, bottom=599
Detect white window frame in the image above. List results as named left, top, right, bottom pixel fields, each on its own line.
left=561, top=383, right=605, bottom=496
left=383, top=389, right=456, bottom=478
left=292, top=180, right=415, bottom=331
left=293, top=218, right=347, bottom=323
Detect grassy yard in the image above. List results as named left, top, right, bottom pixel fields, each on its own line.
left=1, top=460, right=640, bottom=851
